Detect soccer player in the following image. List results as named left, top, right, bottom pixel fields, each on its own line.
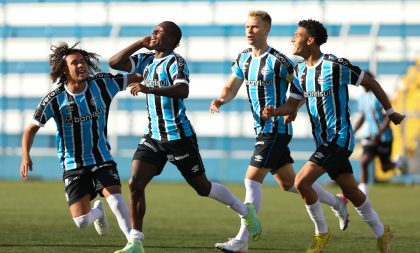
left=20, top=42, right=143, bottom=242
left=353, top=70, right=405, bottom=196
left=262, top=19, right=405, bottom=253
left=108, top=21, right=261, bottom=253
left=210, top=11, right=349, bottom=253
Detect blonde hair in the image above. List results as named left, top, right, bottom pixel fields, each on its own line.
left=248, top=10, right=272, bottom=27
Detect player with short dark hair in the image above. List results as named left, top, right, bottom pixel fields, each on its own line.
left=262, top=19, right=404, bottom=253
left=20, top=42, right=143, bottom=242
left=109, top=21, right=261, bottom=253
left=211, top=11, right=349, bottom=253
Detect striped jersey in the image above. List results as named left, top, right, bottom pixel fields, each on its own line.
left=358, top=92, right=393, bottom=142
left=232, top=47, right=295, bottom=135
left=32, top=73, right=128, bottom=170
left=290, top=53, right=364, bottom=152
left=130, top=52, right=194, bottom=141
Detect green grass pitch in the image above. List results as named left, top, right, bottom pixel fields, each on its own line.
left=0, top=181, right=419, bottom=252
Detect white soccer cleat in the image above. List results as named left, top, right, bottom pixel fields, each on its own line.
left=215, top=238, right=248, bottom=253
left=93, top=199, right=109, bottom=235
left=331, top=193, right=349, bottom=230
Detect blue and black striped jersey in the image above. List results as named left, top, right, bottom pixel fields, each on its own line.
left=290, top=54, right=364, bottom=152
left=358, top=92, right=392, bottom=142
left=32, top=73, right=128, bottom=170
left=232, top=47, right=294, bottom=135
left=130, top=52, right=195, bottom=141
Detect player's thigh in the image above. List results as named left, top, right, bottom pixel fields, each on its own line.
left=295, top=161, right=326, bottom=187
left=272, top=163, right=295, bottom=189
left=132, top=135, right=167, bottom=178
left=63, top=168, right=96, bottom=211
left=69, top=195, right=92, bottom=218
left=245, top=165, right=270, bottom=183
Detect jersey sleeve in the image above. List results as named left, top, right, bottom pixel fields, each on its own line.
left=289, top=68, right=304, bottom=100
left=92, top=73, right=128, bottom=96
left=326, top=54, right=364, bottom=87
left=169, top=55, right=190, bottom=85
left=231, top=53, right=244, bottom=79
left=32, top=86, right=63, bottom=127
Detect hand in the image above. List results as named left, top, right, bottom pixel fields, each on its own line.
left=210, top=98, right=224, bottom=113
left=128, top=83, right=152, bottom=96
left=388, top=112, right=405, bottom=125
left=262, top=106, right=275, bottom=121
left=20, top=156, right=33, bottom=180
left=284, top=111, right=297, bottom=124
left=141, top=36, right=153, bottom=50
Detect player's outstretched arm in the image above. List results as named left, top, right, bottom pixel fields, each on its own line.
left=360, top=74, right=405, bottom=125
left=20, top=123, right=40, bottom=180
left=108, top=37, right=153, bottom=72
left=210, top=75, right=243, bottom=113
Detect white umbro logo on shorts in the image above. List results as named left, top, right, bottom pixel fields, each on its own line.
left=314, top=152, right=324, bottom=159
left=254, top=155, right=263, bottom=162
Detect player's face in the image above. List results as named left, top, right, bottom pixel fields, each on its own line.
left=65, top=53, right=88, bottom=84
left=245, top=16, right=269, bottom=47
left=150, top=25, right=173, bottom=51
left=291, top=27, right=310, bottom=57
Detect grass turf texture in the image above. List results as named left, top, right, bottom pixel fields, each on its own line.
left=0, top=181, right=419, bottom=253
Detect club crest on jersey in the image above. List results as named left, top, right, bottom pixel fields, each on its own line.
left=66, top=102, right=75, bottom=112
left=260, top=67, right=270, bottom=76
left=156, top=66, right=163, bottom=74
left=317, top=75, right=326, bottom=85
left=90, top=97, right=98, bottom=105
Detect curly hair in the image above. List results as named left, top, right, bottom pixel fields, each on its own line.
left=298, top=19, right=328, bottom=46
left=48, top=42, right=101, bottom=84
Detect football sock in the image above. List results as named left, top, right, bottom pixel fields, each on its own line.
left=305, top=200, right=329, bottom=234
left=358, top=183, right=368, bottom=196
left=234, top=179, right=262, bottom=242
left=311, top=182, right=339, bottom=208
left=106, top=194, right=131, bottom=241
left=129, top=229, right=144, bottom=243
left=208, top=182, right=248, bottom=216
left=72, top=209, right=102, bottom=229
left=355, top=198, right=384, bottom=238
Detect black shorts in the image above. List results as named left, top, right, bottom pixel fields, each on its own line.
left=362, top=139, right=393, bottom=164
left=132, top=134, right=205, bottom=179
left=309, top=142, right=353, bottom=180
left=249, top=133, right=294, bottom=172
left=63, top=161, right=121, bottom=206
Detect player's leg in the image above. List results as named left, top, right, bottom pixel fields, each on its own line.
left=334, top=173, right=392, bottom=252
left=378, top=141, right=396, bottom=172
left=64, top=167, right=104, bottom=231
left=359, top=147, right=374, bottom=195
left=115, top=136, right=166, bottom=253
left=94, top=162, right=131, bottom=241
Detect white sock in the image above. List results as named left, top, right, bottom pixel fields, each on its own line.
left=355, top=198, right=384, bottom=238
left=106, top=194, right=131, bottom=241
left=208, top=182, right=248, bottom=216
left=234, top=179, right=262, bottom=242
left=129, top=229, right=144, bottom=243
left=288, top=183, right=338, bottom=209
left=305, top=200, right=328, bottom=234
left=358, top=183, right=368, bottom=196
left=311, top=182, right=339, bottom=208
left=73, top=208, right=102, bottom=229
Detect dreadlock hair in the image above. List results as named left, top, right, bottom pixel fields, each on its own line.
left=49, top=42, right=101, bottom=84
left=298, top=19, right=328, bottom=46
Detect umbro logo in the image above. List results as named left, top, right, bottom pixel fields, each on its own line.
left=314, top=152, right=324, bottom=159
left=254, top=155, right=263, bottom=162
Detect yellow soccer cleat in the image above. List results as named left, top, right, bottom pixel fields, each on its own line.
left=114, top=241, right=145, bottom=253
left=306, top=232, right=332, bottom=253
left=377, top=225, right=392, bottom=253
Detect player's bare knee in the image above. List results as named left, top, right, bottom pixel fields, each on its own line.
left=280, top=180, right=294, bottom=191
left=128, top=177, right=145, bottom=193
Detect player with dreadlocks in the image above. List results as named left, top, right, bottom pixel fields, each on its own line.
left=20, top=42, right=143, bottom=241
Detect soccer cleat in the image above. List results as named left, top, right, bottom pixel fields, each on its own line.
left=93, top=200, right=109, bottom=236
left=377, top=225, right=392, bottom=253
left=306, top=232, right=332, bottom=253
left=243, top=203, right=262, bottom=241
left=114, top=241, right=145, bottom=253
left=331, top=193, right=350, bottom=230
left=214, top=238, right=248, bottom=253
